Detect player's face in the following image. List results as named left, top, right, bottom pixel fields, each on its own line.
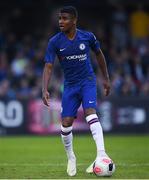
left=59, top=13, right=76, bottom=32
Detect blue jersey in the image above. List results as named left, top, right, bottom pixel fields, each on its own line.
left=44, top=29, right=100, bottom=85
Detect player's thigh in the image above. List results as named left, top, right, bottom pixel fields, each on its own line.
left=62, top=86, right=81, bottom=118
left=82, top=82, right=97, bottom=110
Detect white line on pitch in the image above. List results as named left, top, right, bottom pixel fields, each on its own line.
left=0, top=163, right=149, bottom=167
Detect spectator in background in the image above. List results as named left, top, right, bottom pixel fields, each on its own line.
left=140, top=81, right=149, bottom=96
left=141, top=43, right=149, bottom=76
left=111, top=70, right=123, bottom=95
left=130, top=4, right=149, bottom=50
left=17, top=78, right=31, bottom=100
left=131, top=54, right=144, bottom=83
left=110, top=4, right=129, bottom=49
left=121, top=75, right=137, bottom=96
left=11, top=50, right=29, bottom=78
left=0, top=79, right=16, bottom=99
left=108, top=48, right=131, bottom=77
left=0, top=51, right=8, bottom=81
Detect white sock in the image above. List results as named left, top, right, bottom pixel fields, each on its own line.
left=86, top=114, right=108, bottom=158
left=61, top=125, right=75, bottom=160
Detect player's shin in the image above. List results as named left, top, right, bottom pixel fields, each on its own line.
left=86, top=114, right=108, bottom=158
left=61, top=125, right=75, bottom=159
left=61, top=125, right=76, bottom=176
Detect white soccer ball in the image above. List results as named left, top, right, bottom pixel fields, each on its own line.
left=93, top=158, right=115, bottom=177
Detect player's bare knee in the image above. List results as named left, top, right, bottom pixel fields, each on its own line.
left=62, top=122, right=72, bottom=127
left=62, top=117, right=74, bottom=127
left=84, top=108, right=96, bottom=117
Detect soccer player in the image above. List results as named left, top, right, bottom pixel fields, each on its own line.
left=42, top=6, right=113, bottom=176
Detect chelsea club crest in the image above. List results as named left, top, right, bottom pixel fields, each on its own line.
left=79, top=43, right=86, bottom=50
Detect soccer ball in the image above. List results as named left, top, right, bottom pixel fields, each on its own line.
left=93, top=158, right=115, bottom=177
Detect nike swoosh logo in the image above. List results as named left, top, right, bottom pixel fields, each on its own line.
left=89, top=101, right=94, bottom=103
left=60, top=48, right=66, bottom=51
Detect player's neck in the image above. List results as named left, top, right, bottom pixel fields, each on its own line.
left=65, top=27, right=77, bottom=40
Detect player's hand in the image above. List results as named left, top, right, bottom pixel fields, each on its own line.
left=103, top=79, right=111, bottom=96
left=42, top=90, right=50, bottom=106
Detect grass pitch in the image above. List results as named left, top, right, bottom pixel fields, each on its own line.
left=0, top=134, right=149, bottom=179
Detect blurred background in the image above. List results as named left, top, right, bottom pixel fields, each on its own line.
left=0, top=0, right=149, bottom=135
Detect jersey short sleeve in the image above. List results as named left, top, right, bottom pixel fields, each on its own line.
left=44, top=39, right=56, bottom=64
left=89, top=32, right=100, bottom=52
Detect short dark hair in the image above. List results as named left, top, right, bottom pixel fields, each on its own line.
left=60, top=6, right=78, bottom=18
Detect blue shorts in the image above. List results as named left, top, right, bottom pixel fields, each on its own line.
left=61, top=78, right=97, bottom=118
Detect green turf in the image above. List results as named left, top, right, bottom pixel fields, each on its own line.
left=0, top=134, right=149, bottom=179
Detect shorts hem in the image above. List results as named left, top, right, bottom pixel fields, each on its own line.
left=61, top=114, right=77, bottom=119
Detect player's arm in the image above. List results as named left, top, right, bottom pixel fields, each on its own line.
left=89, top=32, right=110, bottom=96
left=42, top=37, right=56, bottom=106
left=95, top=49, right=110, bottom=96
left=42, top=63, right=53, bottom=106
